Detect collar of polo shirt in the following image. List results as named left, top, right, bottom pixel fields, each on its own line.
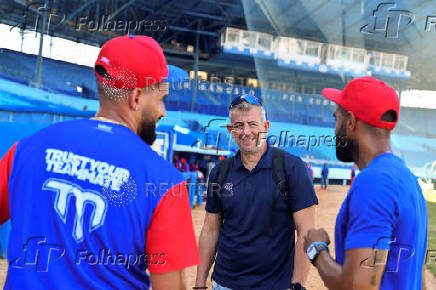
left=234, top=143, right=273, bottom=170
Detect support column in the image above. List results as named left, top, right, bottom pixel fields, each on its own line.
left=191, top=21, right=200, bottom=112
left=35, top=0, right=49, bottom=88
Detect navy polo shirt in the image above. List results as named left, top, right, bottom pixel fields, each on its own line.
left=205, top=145, right=318, bottom=289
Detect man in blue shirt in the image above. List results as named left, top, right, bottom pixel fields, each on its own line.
left=304, top=77, right=428, bottom=289
left=195, top=94, right=318, bottom=290
left=0, top=35, right=200, bottom=289
left=321, top=163, right=329, bottom=190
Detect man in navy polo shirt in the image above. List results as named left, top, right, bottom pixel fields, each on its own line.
left=195, top=95, right=318, bottom=290
left=304, top=77, right=428, bottom=289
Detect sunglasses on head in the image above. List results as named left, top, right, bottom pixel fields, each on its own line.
left=228, top=94, right=263, bottom=110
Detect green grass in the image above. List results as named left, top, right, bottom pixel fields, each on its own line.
left=427, top=201, right=436, bottom=275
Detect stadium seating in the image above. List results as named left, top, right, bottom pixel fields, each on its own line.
left=0, top=48, right=340, bottom=127
left=0, top=50, right=435, bottom=170
left=396, top=107, right=436, bottom=137
left=0, top=48, right=97, bottom=98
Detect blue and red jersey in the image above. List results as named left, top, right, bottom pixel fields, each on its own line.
left=0, top=118, right=200, bottom=289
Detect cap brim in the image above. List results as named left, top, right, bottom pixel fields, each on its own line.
left=321, top=88, right=342, bottom=104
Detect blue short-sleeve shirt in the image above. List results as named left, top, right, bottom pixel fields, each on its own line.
left=206, top=145, right=318, bottom=289
left=335, top=153, right=428, bottom=290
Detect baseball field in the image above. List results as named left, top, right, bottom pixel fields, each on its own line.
left=0, top=185, right=435, bottom=289
left=183, top=185, right=436, bottom=289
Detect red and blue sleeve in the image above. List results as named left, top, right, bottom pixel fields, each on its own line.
left=146, top=181, right=201, bottom=274
left=0, top=142, right=17, bottom=225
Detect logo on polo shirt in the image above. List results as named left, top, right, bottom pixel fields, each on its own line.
left=222, top=183, right=234, bottom=197
left=223, top=183, right=233, bottom=191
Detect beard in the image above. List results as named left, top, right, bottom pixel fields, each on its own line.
left=139, top=115, right=157, bottom=146
left=335, top=122, right=357, bottom=162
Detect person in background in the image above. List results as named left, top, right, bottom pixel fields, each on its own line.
left=180, top=157, right=189, bottom=172
left=320, top=163, right=329, bottom=190
left=307, top=162, right=314, bottom=182
left=190, top=160, right=200, bottom=172
left=206, top=159, right=216, bottom=180
left=350, top=164, right=357, bottom=186
left=173, top=154, right=181, bottom=170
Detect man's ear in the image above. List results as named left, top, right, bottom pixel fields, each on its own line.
left=227, top=124, right=232, bottom=134
left=264, top=120, right=270, bottom=132
left=128, top=88, right=142, bottom=111
left=346, top=111, right=357, bottom=132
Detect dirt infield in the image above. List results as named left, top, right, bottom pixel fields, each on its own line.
left=184, top=185, right=436, bottom=289
left=183, top=185, right=346, bottom=289
left=1, top=185, right=435, bottom=289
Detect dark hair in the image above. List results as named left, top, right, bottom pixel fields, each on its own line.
left=337, top=105, right=347, bottom=117
left=380, top=110, right=397, bottom=122
left=95, top=65, right=112, bottom=80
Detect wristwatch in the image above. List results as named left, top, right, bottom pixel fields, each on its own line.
left=306, top=242, right=329, bottom=265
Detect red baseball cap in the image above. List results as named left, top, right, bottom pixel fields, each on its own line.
left=322, top=76, right=399, bottom=130
left=94, top=35, right=168, bottom=89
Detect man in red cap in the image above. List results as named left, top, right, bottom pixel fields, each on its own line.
left=0, top=35, right=200, bottom=289
left=303, top=76, right=428, bottom=289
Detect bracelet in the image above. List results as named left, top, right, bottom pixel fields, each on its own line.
left=192, top=287, right=208, bottom=289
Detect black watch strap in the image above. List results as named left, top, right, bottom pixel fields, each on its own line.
left=290, top=282, right=306, bottom=290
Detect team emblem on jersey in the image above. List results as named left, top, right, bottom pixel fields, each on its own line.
left=42, top=178, right=108, bottom=243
